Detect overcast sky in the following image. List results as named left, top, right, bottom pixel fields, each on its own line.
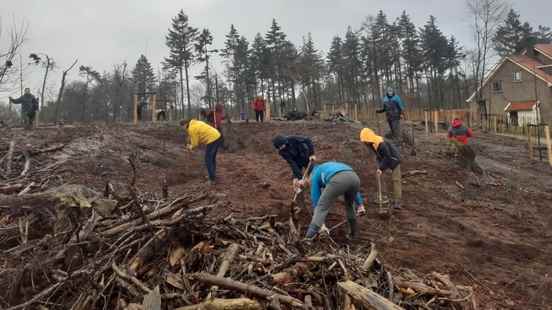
left=1, top=0, right=551, bottom=102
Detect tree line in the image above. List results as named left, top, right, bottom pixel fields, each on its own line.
left=2, top=3, right=551, bottom=123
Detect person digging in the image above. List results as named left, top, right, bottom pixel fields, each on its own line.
left=296, top=161, right=366, bottom=240
left=272, top=135, right=316, bottom=213
left=447, top=118, right=481, bottom=174
left=181, top=119, right=223, bottom=185
left=360, top=128, right=402, bottom=210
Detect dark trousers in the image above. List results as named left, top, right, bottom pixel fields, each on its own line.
left=255, top=110, right=264, bottom=122
left=25, top=112, right=36, bottom=129
left=388, top=119, right=401, bottom=140
left=205, top=137, right=223, bottom=181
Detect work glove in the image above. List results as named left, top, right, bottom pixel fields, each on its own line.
left=356, top=204, right=366, bottom=216
left=320, top=224, right=330, bottom=235
left=186, top=144, right=193, bottom=151
left=309, top=155, right=317, bottom=162
left=376, top=169, right=383, bottom=176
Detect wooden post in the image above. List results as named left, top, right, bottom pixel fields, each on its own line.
left=434, top=111, right=439, bottom=134
left=424, top=111, right=429, bottom=137
left=493, top=115, right=497, bottom=133
left=133, top=95, right=138, bottom=125
left=545, top=125, right=552, bottom=167
left=345, top=102, right=349, bottom=118
left=265, top=100, right=271, bottom=122
left=528, top=126, right=534, bottom=160
left=151, top=95, right=157, bottom=123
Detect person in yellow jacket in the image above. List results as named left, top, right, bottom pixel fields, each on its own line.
left=360, top=128, right=402, bottom=209
left=181, top=119, right=223, bottom=184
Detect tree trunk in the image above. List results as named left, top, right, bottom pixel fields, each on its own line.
left=184, top=61, right=192, bottom=119
left=178, top=67, right=185, bottom=119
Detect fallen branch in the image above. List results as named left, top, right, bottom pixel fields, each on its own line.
left=112, top=262, right=153, bottom=294
left=191, top=273, right=304, bottom=307
left=175, top=298, right=262, bottom=310
left=6, top=140, right=14, bottom=175
left=338, top=280, right=403, bottom=310
left=19, top=150, right=30, bottom=177
left=6, top=282, right=62, bottom=310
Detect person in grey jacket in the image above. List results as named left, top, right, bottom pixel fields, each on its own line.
left=9, top=88, right=39, bottom=128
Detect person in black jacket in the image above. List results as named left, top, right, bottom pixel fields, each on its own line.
left=273, top=135, right=316, bottom=179
left=9, top=88, right=39, bottom=129
left=273, top=135, right=316, bottom=211
left=359, top=128, right=402, bottom=209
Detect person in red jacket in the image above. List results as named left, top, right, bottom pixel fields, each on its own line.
left=448, top=118, right=472, bottom=145
left=251, top=96, right=266, bottom=123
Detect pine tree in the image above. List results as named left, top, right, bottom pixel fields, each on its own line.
left=493, top=9, right=552, bottom=56
left=195, top=28, right=214, bottom=107
left=132, top=54, right=156, bottom=96
left=398, top=11, right=423, bottom=95
left=420, top=15, right=449, bottom=107
left=327, top=36, right=345, bottom=104
left=250, top=33, right=270, bottom=96
left=298, top=33, right=323, bottom=112
left=165, top=10, right=198, bottom=118
left=265, top=19, right=287, bottom=104
left=342, top=26, right=362, bottom=104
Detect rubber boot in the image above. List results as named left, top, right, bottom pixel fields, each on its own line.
left=347, top=219, right=358, bottom=241
left=392, top=200, right=401, bottom=210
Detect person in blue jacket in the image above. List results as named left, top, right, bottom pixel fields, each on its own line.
left=377, top=88, right=405, bottom=140
left=297, top=161, right=365, bottom=240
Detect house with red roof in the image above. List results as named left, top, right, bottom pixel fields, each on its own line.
left=467, top=44, right=552, bottom=126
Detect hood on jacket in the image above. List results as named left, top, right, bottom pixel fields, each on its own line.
left=452, top=118, right=463, bottom=128
left=360, top=128, right=384, bottom=150
left=272, top=135, right=288, bottom=149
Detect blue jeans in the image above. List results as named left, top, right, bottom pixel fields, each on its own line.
left=205, top=137, right=222, bottom=181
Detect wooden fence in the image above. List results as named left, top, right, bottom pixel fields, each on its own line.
left=321, top=103, right=552, bottom=166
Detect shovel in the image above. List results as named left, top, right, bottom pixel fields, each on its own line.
left=376, top=173, right=390, bottom=218
left=290, top=160, right=313, bottom=216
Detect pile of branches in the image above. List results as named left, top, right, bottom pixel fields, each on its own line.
left=0, top=139, right=67, bottom=196
left=0, top=137, right=473, bottom=309
left=1, top=187, right=474, bottom=310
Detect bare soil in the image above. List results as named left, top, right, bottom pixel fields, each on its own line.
left=3, top=120, right=552, bottom=309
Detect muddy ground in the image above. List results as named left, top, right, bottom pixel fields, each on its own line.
left=2, top=120, right=552, bottom=309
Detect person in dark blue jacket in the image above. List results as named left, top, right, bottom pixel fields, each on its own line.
left=297, top=161, right=365, bottom=240
left=273, top=135, right=316, bottom=181
left=377, top=88, right=405, bottom=140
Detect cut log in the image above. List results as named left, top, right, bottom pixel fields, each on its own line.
left=361, top=243, right=378, bottom=272
left=393, top=278, right=452, bottom=296
left=175, top=298, right=262, bottom=310
left=192, top=273, right=304, bottom=307
left=338, top=280, right=403, bottom=310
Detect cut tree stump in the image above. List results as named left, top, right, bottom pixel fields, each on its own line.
left=338, top=280, right=403, bottom=310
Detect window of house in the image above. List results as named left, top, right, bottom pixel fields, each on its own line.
left=492, top=80, right=503, bottom=92
left=512, top=71, right=522, bottom=82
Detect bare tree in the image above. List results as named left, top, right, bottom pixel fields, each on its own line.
left=55, top=58, right=78, bottom=120
left=30, top=53, right=55, bottom=113
left=466, top=0, right=508, bottom=122
left=0, top=17, right=28, bottom=85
